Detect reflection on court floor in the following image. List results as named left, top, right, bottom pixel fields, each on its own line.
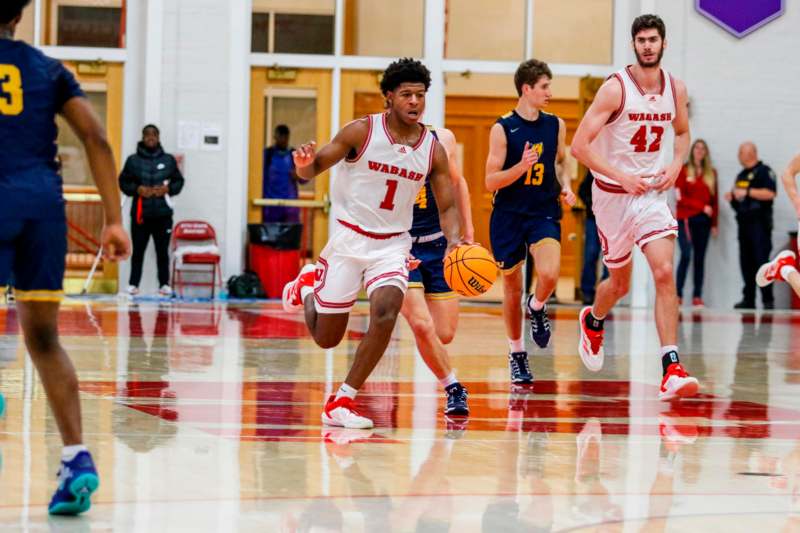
left=0, top=299, right=799, bottom=531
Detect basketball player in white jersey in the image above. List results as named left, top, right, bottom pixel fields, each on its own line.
left=282, top=59, right=461, bottom=429
left=756, top=152, right=800, bottom=294
left=570, top=14, right=699, bottom=400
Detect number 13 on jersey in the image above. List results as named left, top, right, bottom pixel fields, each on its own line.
left=524, top=163, right=544, bottom=186
left=0, top=65, right=23, bottom=116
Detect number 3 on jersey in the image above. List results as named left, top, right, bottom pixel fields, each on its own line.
left=524, top=163, right=544, bottom=186
left=630, top=125, right=663, bottom=153
left=0, top=65, right=23, bottom=116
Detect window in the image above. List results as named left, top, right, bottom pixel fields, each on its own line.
left=44, top=1, right=125, bottom=48
left=445, top=0, right=525, bottom=61
left=252, top=0, right=335, bottom=54
left=342, top=0, right=423, bottom=57
left=57, top=90, right=107, bottom=186
left=531, top=0, right=613, bottom=65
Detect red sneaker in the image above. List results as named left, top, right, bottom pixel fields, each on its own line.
left=578, top=307, right=604, bottom=372
left=692, top=297, right=705, bottom=308
left=756, top=250, right=797, bottom=287
left=321, top=396, right=373, bottom=429
left=281, top=264, right=316, bottom=313
left=659, top=363, right=699, bottom=401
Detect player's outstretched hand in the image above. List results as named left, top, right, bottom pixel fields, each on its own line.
left=618, top=173, right=649, bottom=195
left=444, top=240, right=468, bottom=259
left=292, top=142, right=317, bottom=169
left=519, top=141, right=539, bottom=170
left=561, top=187, right=576, bottom=206
left=101, top=223, right=131, bottom=262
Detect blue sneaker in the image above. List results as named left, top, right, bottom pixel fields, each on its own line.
left=527, top=297, right=551, bottom=348
left=444, top=383, right=469, bottom=416
left=509, top=351, right=533, bottom=384
left=48, top=451, right=99, bottom=515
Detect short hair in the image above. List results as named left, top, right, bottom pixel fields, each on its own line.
left=142, top=124, right=160, bottom=136
left=0, top=0, right=30, bottom=25
left=275, top=124, right=290, bottom=136
left=631, top=14, right=666, bottom=40
left=380, top=58, right=431, bottom=95
left=514, top=59, right=552, bottom=97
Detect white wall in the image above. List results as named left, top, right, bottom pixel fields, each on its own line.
left=121, top=0, right=249, bottom=293
left=649, top=1, right=799, bottom=309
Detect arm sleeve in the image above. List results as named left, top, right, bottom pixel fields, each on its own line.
left=168, top=156, right=185, bottom=196
left=49, top=60, right=85, bottom=111
left=118, top=157, right=139, bottom=197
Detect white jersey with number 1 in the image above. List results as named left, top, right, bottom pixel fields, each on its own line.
left=335, top=112, right=437, bottom=234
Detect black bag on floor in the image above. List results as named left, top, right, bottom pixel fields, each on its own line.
left=227, top=272, right=266, bottom=299
left=248, top=223, right=302, bottom=250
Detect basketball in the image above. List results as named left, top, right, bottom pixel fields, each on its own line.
left=444, top=245, right=497, bottom=297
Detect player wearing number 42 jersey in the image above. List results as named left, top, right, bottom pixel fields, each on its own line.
left=282, top=58, right=461, bottom=429
left=0, top=0, right=131, bottom=515
left=571, top=14, right=699, bottom=400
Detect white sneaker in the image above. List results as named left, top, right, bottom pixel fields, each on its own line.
left=321, top=397, right=374, bottom=429
left=659, top=363, right=700, bottom=401
left=158, top=285, right=173, bottom=297
left=282, top=264, right=316, bottom=314
left=127, top=285, right=139, bottom=296
left=578, top=307, right=605, bottom=372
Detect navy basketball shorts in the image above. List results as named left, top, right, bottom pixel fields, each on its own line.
left=0, top=215, right=67, bottom=302
left=489, top=210, right=561, bottom=273
left=408, top=236, right=457, bottom=300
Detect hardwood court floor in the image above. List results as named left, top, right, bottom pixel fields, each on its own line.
left=0, top=299, right=799, bottom=531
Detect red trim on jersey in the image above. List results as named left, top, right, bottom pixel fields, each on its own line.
left=314, top=257, right=357, bottom=309
left=669, top=74, right=678, bottom=113
left=625, top=65, right=665, bottom=96
left=381, top=112, right=427, bottom=151
left=594, top=178, right=628, bottom=194
left=365, top=270, right=408, bottom=290
left=605, top=251, right=632, bottom=265
left=425, top=137, right=437, bottom=178
left=345, top=115, right=373, bottom=163
left=606, top=73, right=626, bottom=125
left=337, top=219, right=404, bottom=240
left=635, top=226, right=678, bottom=246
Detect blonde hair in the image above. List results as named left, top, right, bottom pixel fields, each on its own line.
left=687, top=139, right=715, bottom=190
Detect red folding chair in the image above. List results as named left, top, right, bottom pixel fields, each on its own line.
left=171, top=220, right=222, bottom=298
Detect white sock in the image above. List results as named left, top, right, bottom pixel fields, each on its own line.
left=439, top=372, right=458, bottom=388
left=300, top=285, right=314, bottom=301
left=334, top=383, right=358, bottom=401
left=508, top=337, right=524, bottom=353
left=591, top=307, right=607, bottom=320
left=62, top=444, right=88, bottom=462
left=529, top=297, right=545, bottom=312
left=661, top=345, right=679, bottom=357
left=780, top=265, right=797, bottom=281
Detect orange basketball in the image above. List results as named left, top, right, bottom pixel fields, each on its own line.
left=443, top=244, right=498, bottom=297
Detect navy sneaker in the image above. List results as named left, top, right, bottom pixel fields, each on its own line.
left=527, top=297, right=551, bottom=348
left=509, top=351, right=533, bottom=384
left=48, top=451, right=99, bottom=515
left=444, top=383, right=469, bottom=416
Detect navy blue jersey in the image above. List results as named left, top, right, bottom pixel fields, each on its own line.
left=410, top=128, right=442, bottom=237
left=492, top=110, right=561, bottom=218
left=0, top=39, right=84, bottom=218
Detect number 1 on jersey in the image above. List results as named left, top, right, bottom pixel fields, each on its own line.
left=380, top=179, right=398, bottom=210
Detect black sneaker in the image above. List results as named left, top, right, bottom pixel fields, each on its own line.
left=763, top=301, right=775, bottom=310
left=733, top=300, right=755, bottom=310
left=509, top=351, right=533, bottom=384
left=527, top=297, right=552, bottom=348
left=444, top=383, right=469, bottom=416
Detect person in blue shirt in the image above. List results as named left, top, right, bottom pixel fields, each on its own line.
left=0, top=1, right=130, bottom=515
left=263, top=124, right=306, bottom=223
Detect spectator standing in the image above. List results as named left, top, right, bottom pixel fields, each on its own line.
left=675, top=139, right=718, bottom=308
left=263, top=124, right=306, bottom=223
left=119, top=124, right=185, bottom=296
left=725, top=142, right=777, bottom=309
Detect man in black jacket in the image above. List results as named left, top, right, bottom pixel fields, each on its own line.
left=119, top=124, right=184, bottom=296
